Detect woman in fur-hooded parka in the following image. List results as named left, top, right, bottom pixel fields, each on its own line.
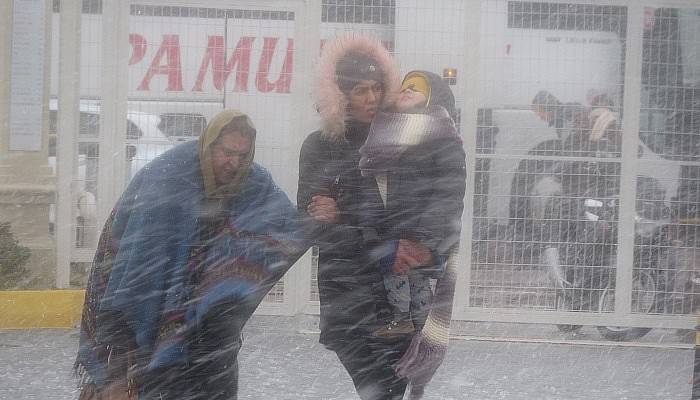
left=296, top=34, right=410, bottom=400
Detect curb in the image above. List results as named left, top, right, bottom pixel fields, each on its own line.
left=0, top=290, right=85, bottom=329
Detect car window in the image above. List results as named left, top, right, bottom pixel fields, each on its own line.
left=79, top=112, right=100, bottom=137
left=126, top=119, right=143, bottom=139
left=158, top=113, right=207, bottom=139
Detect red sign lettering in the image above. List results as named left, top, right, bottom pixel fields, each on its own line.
left=131, top=34, right=297, bottom=93
left=256, top=37, right=293, bottom=94
left=128, top=34, right=147, bottom=65
left=192, top=36, right=254, bottom=92
left=137, top=34, right=183, bottom=91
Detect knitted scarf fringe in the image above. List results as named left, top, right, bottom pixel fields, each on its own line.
left=395, top=244, right=460, bottom=399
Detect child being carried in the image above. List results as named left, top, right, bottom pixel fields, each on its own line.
left=359, top=71, right=464, bottom=337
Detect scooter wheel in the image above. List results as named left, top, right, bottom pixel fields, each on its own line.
left=596, top=272, right=656, bottom=341
left=596, top=326, right=652, bottom=341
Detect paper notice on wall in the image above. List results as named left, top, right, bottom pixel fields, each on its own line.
left=9, top=0, right=46, bottom=152
left=680, top=9, right=700, bottom=87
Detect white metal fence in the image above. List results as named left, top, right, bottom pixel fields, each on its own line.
left=48, top=0, right=699, bottom=330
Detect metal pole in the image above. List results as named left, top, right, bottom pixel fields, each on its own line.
left=286, top=0, right=321, bottom=315
left=97, top=0, right=129, bottom=228
left=55, top=0, right=83, bottom=288
left=452, top=0, right=482, bottom=319
left=614, top=3, right=644, bottom=317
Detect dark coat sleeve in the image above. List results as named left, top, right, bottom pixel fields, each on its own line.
left=297, top=132, right=333, bottom=212
left=421, top=138, right=467, bottom=256
left=297, top=133, right=369, bottom=255
left=389, top=137, right=467, bottom=260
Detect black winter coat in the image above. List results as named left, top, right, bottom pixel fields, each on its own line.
left=298, top=125, right=389, bottom=347
left=379, top=136, right=466, bottom=266
left=298, top=124, right=466, bottom=346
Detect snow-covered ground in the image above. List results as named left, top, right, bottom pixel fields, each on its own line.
left=0, top=316, right=693, bottom=399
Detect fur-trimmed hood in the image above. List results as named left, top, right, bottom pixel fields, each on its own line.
left=316, top=34, right=401, bottom=142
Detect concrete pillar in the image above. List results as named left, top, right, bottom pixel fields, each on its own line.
left=0, top=0, right=56, bottom=288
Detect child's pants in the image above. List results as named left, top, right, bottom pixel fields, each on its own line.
left=383, top=271, right=433, bottom=324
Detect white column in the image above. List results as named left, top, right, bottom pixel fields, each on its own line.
left=96, top=0, right=130, bottom=229
left=614, top=3, right=645, bottom=316
left=286, top=0, right=322, bottom=315
left=55, top=0, right=83, bottom=288
left=452, top=0, right=482, bottom=320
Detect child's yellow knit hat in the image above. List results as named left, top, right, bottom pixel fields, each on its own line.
left=400, top=72, right=431, bottom=101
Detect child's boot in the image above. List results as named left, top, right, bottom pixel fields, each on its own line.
left=372, top=311, right=416, bottom=337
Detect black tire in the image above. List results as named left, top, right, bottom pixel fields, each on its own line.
left=596, top=325, right=652, bottom=341
left=596, top=272, right=656, bottom=341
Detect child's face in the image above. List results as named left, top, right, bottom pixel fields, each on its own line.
left=395, top=87, right=428, bottom=112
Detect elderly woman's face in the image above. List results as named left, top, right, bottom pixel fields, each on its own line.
left=211, top=131, right=253, bottom=186
left=347, top=79, right=383, bottom=124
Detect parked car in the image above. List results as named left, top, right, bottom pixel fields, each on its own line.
left=48, top=100, right=177, bottom=248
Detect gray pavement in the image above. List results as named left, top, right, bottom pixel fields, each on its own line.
left=0, top=316, right=694, bottom=400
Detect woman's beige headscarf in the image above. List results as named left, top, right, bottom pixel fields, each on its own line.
left=198, top=109, right=257, bottom=199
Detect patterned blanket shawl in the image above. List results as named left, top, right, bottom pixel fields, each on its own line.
left=75, top=140, right=305, bottom=391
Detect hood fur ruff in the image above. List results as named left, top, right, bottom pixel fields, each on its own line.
left=316, top=34, right=401, bottom=142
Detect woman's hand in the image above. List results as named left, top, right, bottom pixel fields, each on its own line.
left=307, top=195, right=339, bottom=224
left=391, top=239, right=433, bottom=274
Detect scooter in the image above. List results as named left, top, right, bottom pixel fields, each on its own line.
left=545, top=175, right=679, bottom=341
